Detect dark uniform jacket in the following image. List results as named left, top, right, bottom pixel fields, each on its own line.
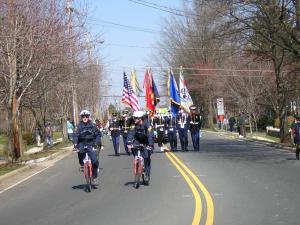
left=153, top=116, right=165, bottom=132
left=176, top=113, right=189, bottom=130
left=120, top=116, right=133, bottom=135
left=189, top=113, right=201, bottom=132
left=165, top=114, right=177, bottom=131
left=73, top=121, right=101, bottom=151
left=109, top=117, right=121, bottom=137
left=127, top=122, right=154, bottom=147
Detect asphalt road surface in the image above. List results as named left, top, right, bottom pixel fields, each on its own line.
left=1, top=131, right=300, bottom=225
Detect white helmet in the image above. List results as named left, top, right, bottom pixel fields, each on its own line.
left=133, top=110, right=144, bottom=119
left=80, top=109, right=91, bottom=117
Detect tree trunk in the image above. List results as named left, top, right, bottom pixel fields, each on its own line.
left=248, top=114, right=253, bottom=134
left=208, top=94, right=214, bottom=129
left=7, top=95, right=22, bottom=162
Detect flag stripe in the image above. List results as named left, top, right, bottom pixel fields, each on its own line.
left=122, top=72, right=140, bottom=111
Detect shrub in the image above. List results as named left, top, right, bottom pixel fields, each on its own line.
left=22, top=132, right=35, bottom=145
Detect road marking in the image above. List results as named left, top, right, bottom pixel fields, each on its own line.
left=165, top=149, right=215, bottom=225
left=0, top=165, right=51, bottom=195
left=165, top=151, right=202, bottom=225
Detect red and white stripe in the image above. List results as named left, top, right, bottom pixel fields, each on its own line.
left=122, top=73, right=141, bottom=111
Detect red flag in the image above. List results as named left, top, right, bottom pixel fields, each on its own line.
left=143, top=68, right=154, bottom=113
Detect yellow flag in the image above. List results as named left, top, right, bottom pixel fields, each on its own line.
left=130, top=69, right=142, bottom=96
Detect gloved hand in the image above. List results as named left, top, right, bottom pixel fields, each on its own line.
left=96, top=144, right=104, bottom=150
left=73, top=145, right=79, bottom=152
left=146, top=145, right=154, bottom=153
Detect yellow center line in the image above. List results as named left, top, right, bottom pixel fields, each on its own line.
left=169, top=152, right=215, bottom=225
left=165, top=152, right=202, bottom=225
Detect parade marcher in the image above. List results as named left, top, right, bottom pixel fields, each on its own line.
left=177, top=108, right=189, bottom=151
left=120, top=110, right=133, bottom=155
left=67, top=117, right=74, bottom=141
left=108, top=112, right=122, bottom=156
left=73, top=110, right=102, bottom=183
left=188, top=105, right=201, bottom=151
left=291, top=114, right=300, bottom=160
left=165, top=109, right=177, bottom=151
left=127, top=110, right=154, bottom=188
left=153, top=111, right=166, bottom=152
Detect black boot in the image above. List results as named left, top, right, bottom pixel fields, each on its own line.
left=134, top=182, right=139, bottom=189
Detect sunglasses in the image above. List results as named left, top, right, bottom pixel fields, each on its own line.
left=81, top=115, right=89, bottom=118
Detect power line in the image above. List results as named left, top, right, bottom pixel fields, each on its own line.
left=86, top=18, right=159, bottom=34
left=106, top=42, right=234, bottom=51
left=128, top=0, right=187, bottom=17
left=128, top=0, right=203, bottom=19
left=99, top=64, right=276, bottom=73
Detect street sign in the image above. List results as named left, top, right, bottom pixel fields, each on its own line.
left=217, top=98, right=224, bottom=115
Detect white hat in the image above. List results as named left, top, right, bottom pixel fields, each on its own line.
left=133, top=110, right=144, bottom=118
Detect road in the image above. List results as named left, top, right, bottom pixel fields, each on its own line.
left=0, top=132, right=300, bottom=225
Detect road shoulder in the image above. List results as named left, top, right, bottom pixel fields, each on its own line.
left=0, top=146, right=73, bottom=194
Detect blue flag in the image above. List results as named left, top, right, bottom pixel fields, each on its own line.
left=168, top=70, right=180, bottom=116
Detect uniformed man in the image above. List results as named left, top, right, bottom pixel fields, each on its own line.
left=120, top=110, right=133, bottom=155
left=108, top=112, right=121, bottom=156
left=188, top=105, right=201, bottom=151
left=177, top=108, right=189, bottom=151
left=127, top=111, right=154, bottom=188
left=165, top=109, right=177, bottom=151
left=153, top=111, right=166, bottom=151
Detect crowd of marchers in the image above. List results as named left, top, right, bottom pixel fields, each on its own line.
left=105, top=105, right=202, bottom=156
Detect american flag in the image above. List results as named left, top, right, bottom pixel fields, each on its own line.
left=122, top=72, right=140, bottom=111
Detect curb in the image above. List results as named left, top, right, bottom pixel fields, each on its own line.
left=0, top=146, right=73, bottom=183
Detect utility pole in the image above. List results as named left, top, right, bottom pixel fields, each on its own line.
left=66, top=0, right=79, bottom=125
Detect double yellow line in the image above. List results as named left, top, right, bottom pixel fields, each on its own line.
left=165, top=150, right=214, bottom=225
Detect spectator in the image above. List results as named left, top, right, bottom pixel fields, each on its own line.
left=229, top=116, right=236, bottom=132
left=45, top=122, right=53, bottom=146
left=223, top=112, right=229, bottom=131
left=34, top=127, right=41, bottom=146
left=66, top=117, right=74, bottom=141
left=291, top=114, right=300, bottom=160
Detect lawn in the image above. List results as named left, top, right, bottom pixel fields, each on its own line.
left=0, top=140, right=71, bottom=177
left=0, top=135, right=7, bottom=145
left=0, top=163, right=24, bottom=176
left=53, top=131, right=63, bottom=140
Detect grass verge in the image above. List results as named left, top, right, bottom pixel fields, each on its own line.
left=0, top=163, right=24, bottom=176
left=0, top=141, right=72, bottom=177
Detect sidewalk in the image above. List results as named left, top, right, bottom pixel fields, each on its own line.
left=25, top=138, right=63, bottom=154
left=0, top=138, right=64, bottom=164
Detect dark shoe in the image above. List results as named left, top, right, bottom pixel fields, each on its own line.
left=116, top=153, right=120, bottom=156
left=133, top=182, right=139, bottom=189
left=79, top=166, right=84, bottom=172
